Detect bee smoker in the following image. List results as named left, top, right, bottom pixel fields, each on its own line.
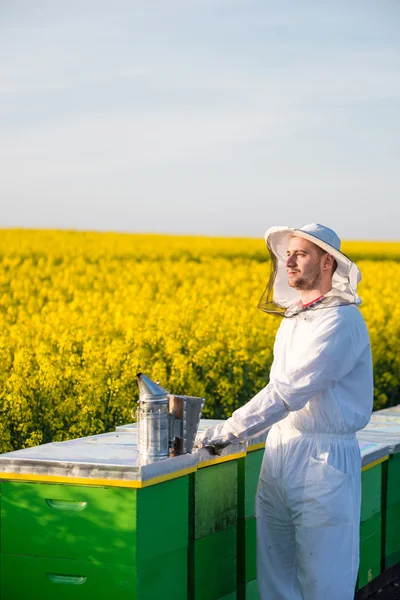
left=136, top=373, right=204, bottom=459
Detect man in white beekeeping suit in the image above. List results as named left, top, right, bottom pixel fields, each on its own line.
left=194, top=223, right=373, bottom=600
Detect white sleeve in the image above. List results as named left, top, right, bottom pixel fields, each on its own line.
left=198, top=310, right=369, bottom=445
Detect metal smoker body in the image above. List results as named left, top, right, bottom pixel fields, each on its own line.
left=136, top=373, right=204, bottom=459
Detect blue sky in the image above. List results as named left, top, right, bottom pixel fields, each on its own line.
left=1, top=0, right=399, bottom=240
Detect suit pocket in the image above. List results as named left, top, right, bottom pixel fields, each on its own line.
left=293, top=456, right=352, bottom=528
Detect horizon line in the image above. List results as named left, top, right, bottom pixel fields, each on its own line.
left=0, top=226, right=398, bottom=244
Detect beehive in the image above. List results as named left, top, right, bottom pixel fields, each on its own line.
left=357, top=427, right=400, bottom=570
left=0, top=431, right=197, bottom=600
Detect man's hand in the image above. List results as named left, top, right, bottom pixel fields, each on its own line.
left=204, top=439, right=233, bottom=456
left=193, top=427, right=215, bottom=449
left=193, top=433, right=232, bottom=456
left=193, top=423, right=240, bottom=455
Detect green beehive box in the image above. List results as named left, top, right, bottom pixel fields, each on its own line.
left=189, top=460, right=238, bottom=539
left=188, top=444, right=244, bottom=600
left=385, top=452, right=400, bottom=568
left=358, top=431, right=400, bottom=570
left=0, top=479, right=190, bottom=600
left=356, top=439, right=390, bottom=591
left=1, top=478, right=189, bottom=564
left=0, top=432, right=198, bottom=600
left=382, top=448, right=400, bottom=567
left=189, top=526, right=237, bottom=600
left=1, top=546, right=188, bottom=600
left=358, top=460, right=383, bottom=588
left=360, top=462, right=383, bottom=522
left=196, top=420, right=265, bottom=522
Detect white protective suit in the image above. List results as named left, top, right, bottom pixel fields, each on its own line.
left=196, top=224, right=374, bottom=600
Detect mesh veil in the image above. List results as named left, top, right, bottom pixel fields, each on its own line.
left=257, top=231, right=361, bottom=318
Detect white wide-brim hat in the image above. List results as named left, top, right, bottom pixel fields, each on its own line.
left=262, top=223, right=362, bottom=310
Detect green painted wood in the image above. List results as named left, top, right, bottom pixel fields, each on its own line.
left=189, top=462, right=237, bottom=539
left=360, top=464, right=382, bottom=522
left=238, top=452, right=263, bottom=519
left=381, top=458, right=388, bottom=573
left=1, top=548, right=188, bottom=600
left=237, top=518, right=256, bottom=584
left=1, top=554, right=136, bottom=600
left=358, top=529, right=381, bottom=588
left=1, top=482, right=137, bottom=564
left=1, top=477, right=188, bottom=564
left=137, top=476, right=189, bottom=559
left=237, top=457, right=246, bottom=522
left=189, top=526, right=237, bottom=600
left=385, top=548, right=400, bottom=568
left=136, top=546, right=188, bottom=600
left=386, top=454, right=400, bottom=506
left=239, top=579, right=260, bottom=600
left=360, top=513, right=381, bottom=540
left=217, top=592, right=237, bottom=600
left=385, top=503, right=400, bottom=562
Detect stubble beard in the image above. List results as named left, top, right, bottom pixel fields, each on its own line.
left=288, top=265, right=322, bottom=291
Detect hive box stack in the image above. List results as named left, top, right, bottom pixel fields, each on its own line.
left=116, top=419, right=246, bottom=600
left=384, top=437, right=400, bottom=567
left=0, top=431, right=197, bottom=600
left=194, top=421, right=268, bottom=600
left=237, top=434, right=268, bottom=600
left=358, top=414, right=400, bottom=570
left=2, top=409, right=398, bottom=600
left=189, top=441, right=245, bottom=600
left=357, top=441, right=390, bottom=588
left=371, top=410, right=400, bottom=568
left=118, top=418, right=266, bottom=600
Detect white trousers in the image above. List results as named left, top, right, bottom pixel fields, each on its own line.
left=255, top=427, right=361, bottom=600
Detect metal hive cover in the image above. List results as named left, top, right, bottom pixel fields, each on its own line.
left=0, top=431, right=197, bottom=482
left=358, top=440, right=390, bottom=466
left=357, top=431, right=400, bottom=455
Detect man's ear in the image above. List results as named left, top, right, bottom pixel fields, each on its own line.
left=323, top=253, right=334, bottom=270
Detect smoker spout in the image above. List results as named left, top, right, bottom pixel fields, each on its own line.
left=136, top=373, right=169, bottom=402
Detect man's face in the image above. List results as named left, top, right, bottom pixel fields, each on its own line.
left=285, top=236, right=324, bottom=291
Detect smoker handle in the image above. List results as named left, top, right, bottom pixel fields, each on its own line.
left=46, top=573, right=87, bottom=585
left=45, top=499, right=88, bottom=511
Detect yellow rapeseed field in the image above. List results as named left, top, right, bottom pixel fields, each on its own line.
left=0, top=229, right=399, bottom=453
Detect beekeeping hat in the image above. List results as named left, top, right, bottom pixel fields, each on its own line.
left=257, top=223, right=362, bottom=317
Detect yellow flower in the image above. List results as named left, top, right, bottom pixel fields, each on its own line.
left=0, top=230, right=398, bottom=451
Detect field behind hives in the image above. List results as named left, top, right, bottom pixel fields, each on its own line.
left=0, top=229, right=399, bottom=453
